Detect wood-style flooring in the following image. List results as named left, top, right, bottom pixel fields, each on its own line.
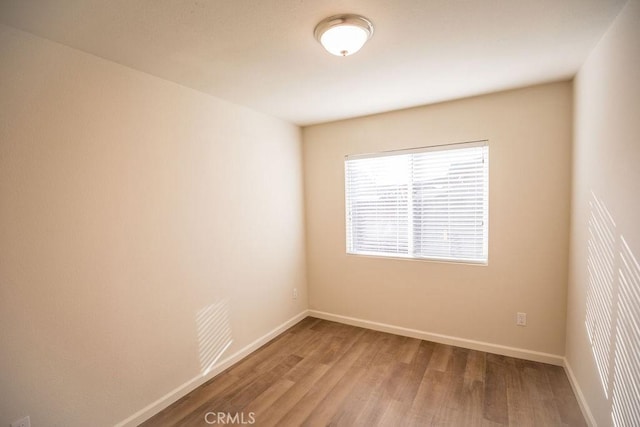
left=141, top=317, right=586, bottom=426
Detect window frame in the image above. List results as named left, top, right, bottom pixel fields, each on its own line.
left=344, top=140, right=489, bottom=265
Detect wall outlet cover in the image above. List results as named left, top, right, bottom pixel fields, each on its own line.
left=517, top=312, right=527, bottom=326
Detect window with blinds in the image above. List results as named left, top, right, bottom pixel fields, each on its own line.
left=345, top=140, right=488, bottom=263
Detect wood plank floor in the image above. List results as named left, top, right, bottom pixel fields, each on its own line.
left=141, top=317, right=586, bottom=426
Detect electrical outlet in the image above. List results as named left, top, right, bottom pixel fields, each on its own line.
left=11, top=416, right=30, bottom=427
left=293, top=288, right=298, bottom=299
left=516, top=312, right=527, bottom=326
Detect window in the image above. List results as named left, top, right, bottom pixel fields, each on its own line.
left=345, top=140, right=488, bottom=263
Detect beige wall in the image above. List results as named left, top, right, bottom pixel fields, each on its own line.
left=0, top=25, right=307, bottom=426
left=303, top=82, right=572, bottom=356
left=566, top=0, right=640, bottom=425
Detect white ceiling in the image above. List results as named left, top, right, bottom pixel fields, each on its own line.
left=0, top=0, right=627, bottom=125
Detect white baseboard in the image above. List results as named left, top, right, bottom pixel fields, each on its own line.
left=308, top=309, right=564, bottom=366
left=115, top=309, right=310, bottom=427
left=563, top=358, right=596, bottom=427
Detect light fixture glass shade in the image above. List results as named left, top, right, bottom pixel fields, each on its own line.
left=314, top=14, right=374, bottom=57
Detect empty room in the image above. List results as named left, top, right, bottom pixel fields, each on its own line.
left=1, top=1, right=638, bottom=426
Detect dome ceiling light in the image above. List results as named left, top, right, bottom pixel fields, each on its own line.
left=314, top=14, right=374, bottom=57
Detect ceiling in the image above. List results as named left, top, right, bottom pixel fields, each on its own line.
left=0, top=0, right=627, bottom=125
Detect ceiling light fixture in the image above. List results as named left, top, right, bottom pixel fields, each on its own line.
left=314, top=14, right=374, bottom=57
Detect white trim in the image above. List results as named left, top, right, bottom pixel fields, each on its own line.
left=308, top=309, right=564, bottom=366
left=563, top=358, right=597, bottom=427
left=346, top=139, right=488, bottom=160
left=115, top=310, right=310, bottom=427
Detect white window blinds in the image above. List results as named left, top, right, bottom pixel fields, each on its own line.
left=345, top=141, right=488, bottom=263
